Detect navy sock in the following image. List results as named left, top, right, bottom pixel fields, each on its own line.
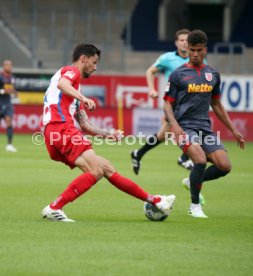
left=203, top=165, right=229, bottom=182
left=137, top=134, right=162, bottom=160
left=7, top=126, right=13, bottom=144
left=190, top=163, right=206, bottom=204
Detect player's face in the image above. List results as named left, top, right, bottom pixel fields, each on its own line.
left=188, top=43, right=207, bottom=66
left=175, top=34, right=188, bottom=54
left=81, top=54, right=99, bottom=78
left=3, top=61, right=13, bottom=74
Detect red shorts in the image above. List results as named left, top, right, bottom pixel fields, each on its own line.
left=44, top=122, right=93, bottom=169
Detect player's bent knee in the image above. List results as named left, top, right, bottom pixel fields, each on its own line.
left=89, top=167, right=104, bottom=180
left=218, top=162, right=232, bottom=174
left=102, top=159, right=116, bottom=178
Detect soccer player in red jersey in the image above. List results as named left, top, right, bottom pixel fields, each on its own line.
left=163, top=30, right=244, bottom=218
left=41, top=43, right=176, bottom=222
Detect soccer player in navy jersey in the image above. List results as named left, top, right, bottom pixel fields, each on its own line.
left=163, top=30, right=244, bottom=218
left=0, top=60, right=17, bottom=152
left=41, top=43, right=176, bottom=222
left=131, top=29, right=194, bottom=175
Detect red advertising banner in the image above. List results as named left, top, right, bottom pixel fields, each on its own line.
left=210, top=112, right=253, bottom=141
left=81, top=75, right=158, bottom=108
left=0, top=105, right=252, bottom=141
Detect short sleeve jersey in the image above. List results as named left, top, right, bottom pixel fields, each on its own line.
left=153, top=51, right=189, bottom=79
left=0, top=72, right=15, bottom=104
left=163, top=63, right=221, bottom=130
left=41, top=65, right=82, bottom=127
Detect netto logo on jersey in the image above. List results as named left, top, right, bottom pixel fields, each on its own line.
left=188, top=83, right=213, bottom=93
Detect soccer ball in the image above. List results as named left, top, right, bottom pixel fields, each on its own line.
left=144, top=202, right=169, bottom=221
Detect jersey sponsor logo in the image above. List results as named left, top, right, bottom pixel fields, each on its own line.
left=188, top=83, right=213, bottom=93
left=205, top=73, right=212, bottom=81
left=63, top=70, right=75, bottom=79
left=165, top=82, right=170, bottom=92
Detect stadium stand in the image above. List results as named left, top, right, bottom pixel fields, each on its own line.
left=0, top=0, right=253, bottom=74
left=0, top=0, right=139, bottom=70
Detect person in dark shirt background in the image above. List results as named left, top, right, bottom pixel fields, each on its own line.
left=0, top=60, right=17, bottom=152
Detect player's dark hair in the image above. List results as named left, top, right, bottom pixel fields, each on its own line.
left=72, top=43, right=101, bottom=62
left=175, top=29, right=190, bottom=40
left=188, top=30, right=208, bottom=46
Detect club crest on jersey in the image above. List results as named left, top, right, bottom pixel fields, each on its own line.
left=205, top=73, right=212, bottom=82
left=64, top=70, right=75, bottom=79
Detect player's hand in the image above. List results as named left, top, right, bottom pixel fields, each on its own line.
left=106, top=129, right=124, bottom=141
left=81, top=96, right=96, bottom=111
left=170, top=124, right=186, bottom=145
left=233, top=129, right=245, bottom=149
left=148, top=89, right=158, bottom=99
left=114, top=129, right=124, bottom=141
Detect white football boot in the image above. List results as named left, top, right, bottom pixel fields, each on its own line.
left=182, top=178, right=205, bottom=206
left=6, top=144, right=17, bottom=152
left=188, top=203, right=208, bottom=218
left=42, top=205, right=75, bottom=222
left=155, top=195, right=176, bottom=214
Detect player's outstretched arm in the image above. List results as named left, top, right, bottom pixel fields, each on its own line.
left=57, top=77, right=96, bottom=111
left=211, top=98, right=245, bottom=149
left=75, top=109, right=123, bottom=141
left=146, top=66, right=159, bottom=99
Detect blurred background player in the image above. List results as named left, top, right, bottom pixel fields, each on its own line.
left=163, top=30, right=244, bottom=218
left=41, top=43, right=176, bottom=222
left=0, top=60, right=17, bottom=152
left=131, top=29, right=193, bottom=175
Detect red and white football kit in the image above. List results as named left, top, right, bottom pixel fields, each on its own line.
left=41, top=65, right=92, bottom=168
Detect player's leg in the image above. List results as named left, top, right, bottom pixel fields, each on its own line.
left=42, top=149, right=102, bottom=222
left=42, top=123, right=101, bottom=222
left=4, top=110, right=17, bottom=152
left=201, top=132, right=230, bottom=182
left=96, top=155, right=176, bottom=213
left=183, top=141, right=208, bottom=218
left=130, top=119, right=169, bottom=175
left=51, top=149, right=103, bottom=208
left=184, top=131, right=229, bottom=218
left=203, top=149, right=231, bottom=182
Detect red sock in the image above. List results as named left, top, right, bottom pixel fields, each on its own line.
left=108, top=172, right=149, bottom=201
left=50, top=172, right=97, bottom=210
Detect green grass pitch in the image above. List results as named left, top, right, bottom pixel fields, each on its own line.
left=0, top=134, right=252, bottom=275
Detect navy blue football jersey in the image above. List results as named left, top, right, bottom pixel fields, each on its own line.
left=0, top=73, right=15, bottom=104
left=163, top=63, right=221, bottom=130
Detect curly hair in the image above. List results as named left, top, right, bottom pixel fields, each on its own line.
left=188, top=30, right=208, bottom=46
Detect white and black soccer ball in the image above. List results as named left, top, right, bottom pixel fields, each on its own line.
left=144, top=202, right=169, bottom=221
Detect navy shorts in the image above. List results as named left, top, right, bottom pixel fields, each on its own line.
left=0, top=103, right=14, bottom=119
left=179, top=128, right=225, bottom=154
